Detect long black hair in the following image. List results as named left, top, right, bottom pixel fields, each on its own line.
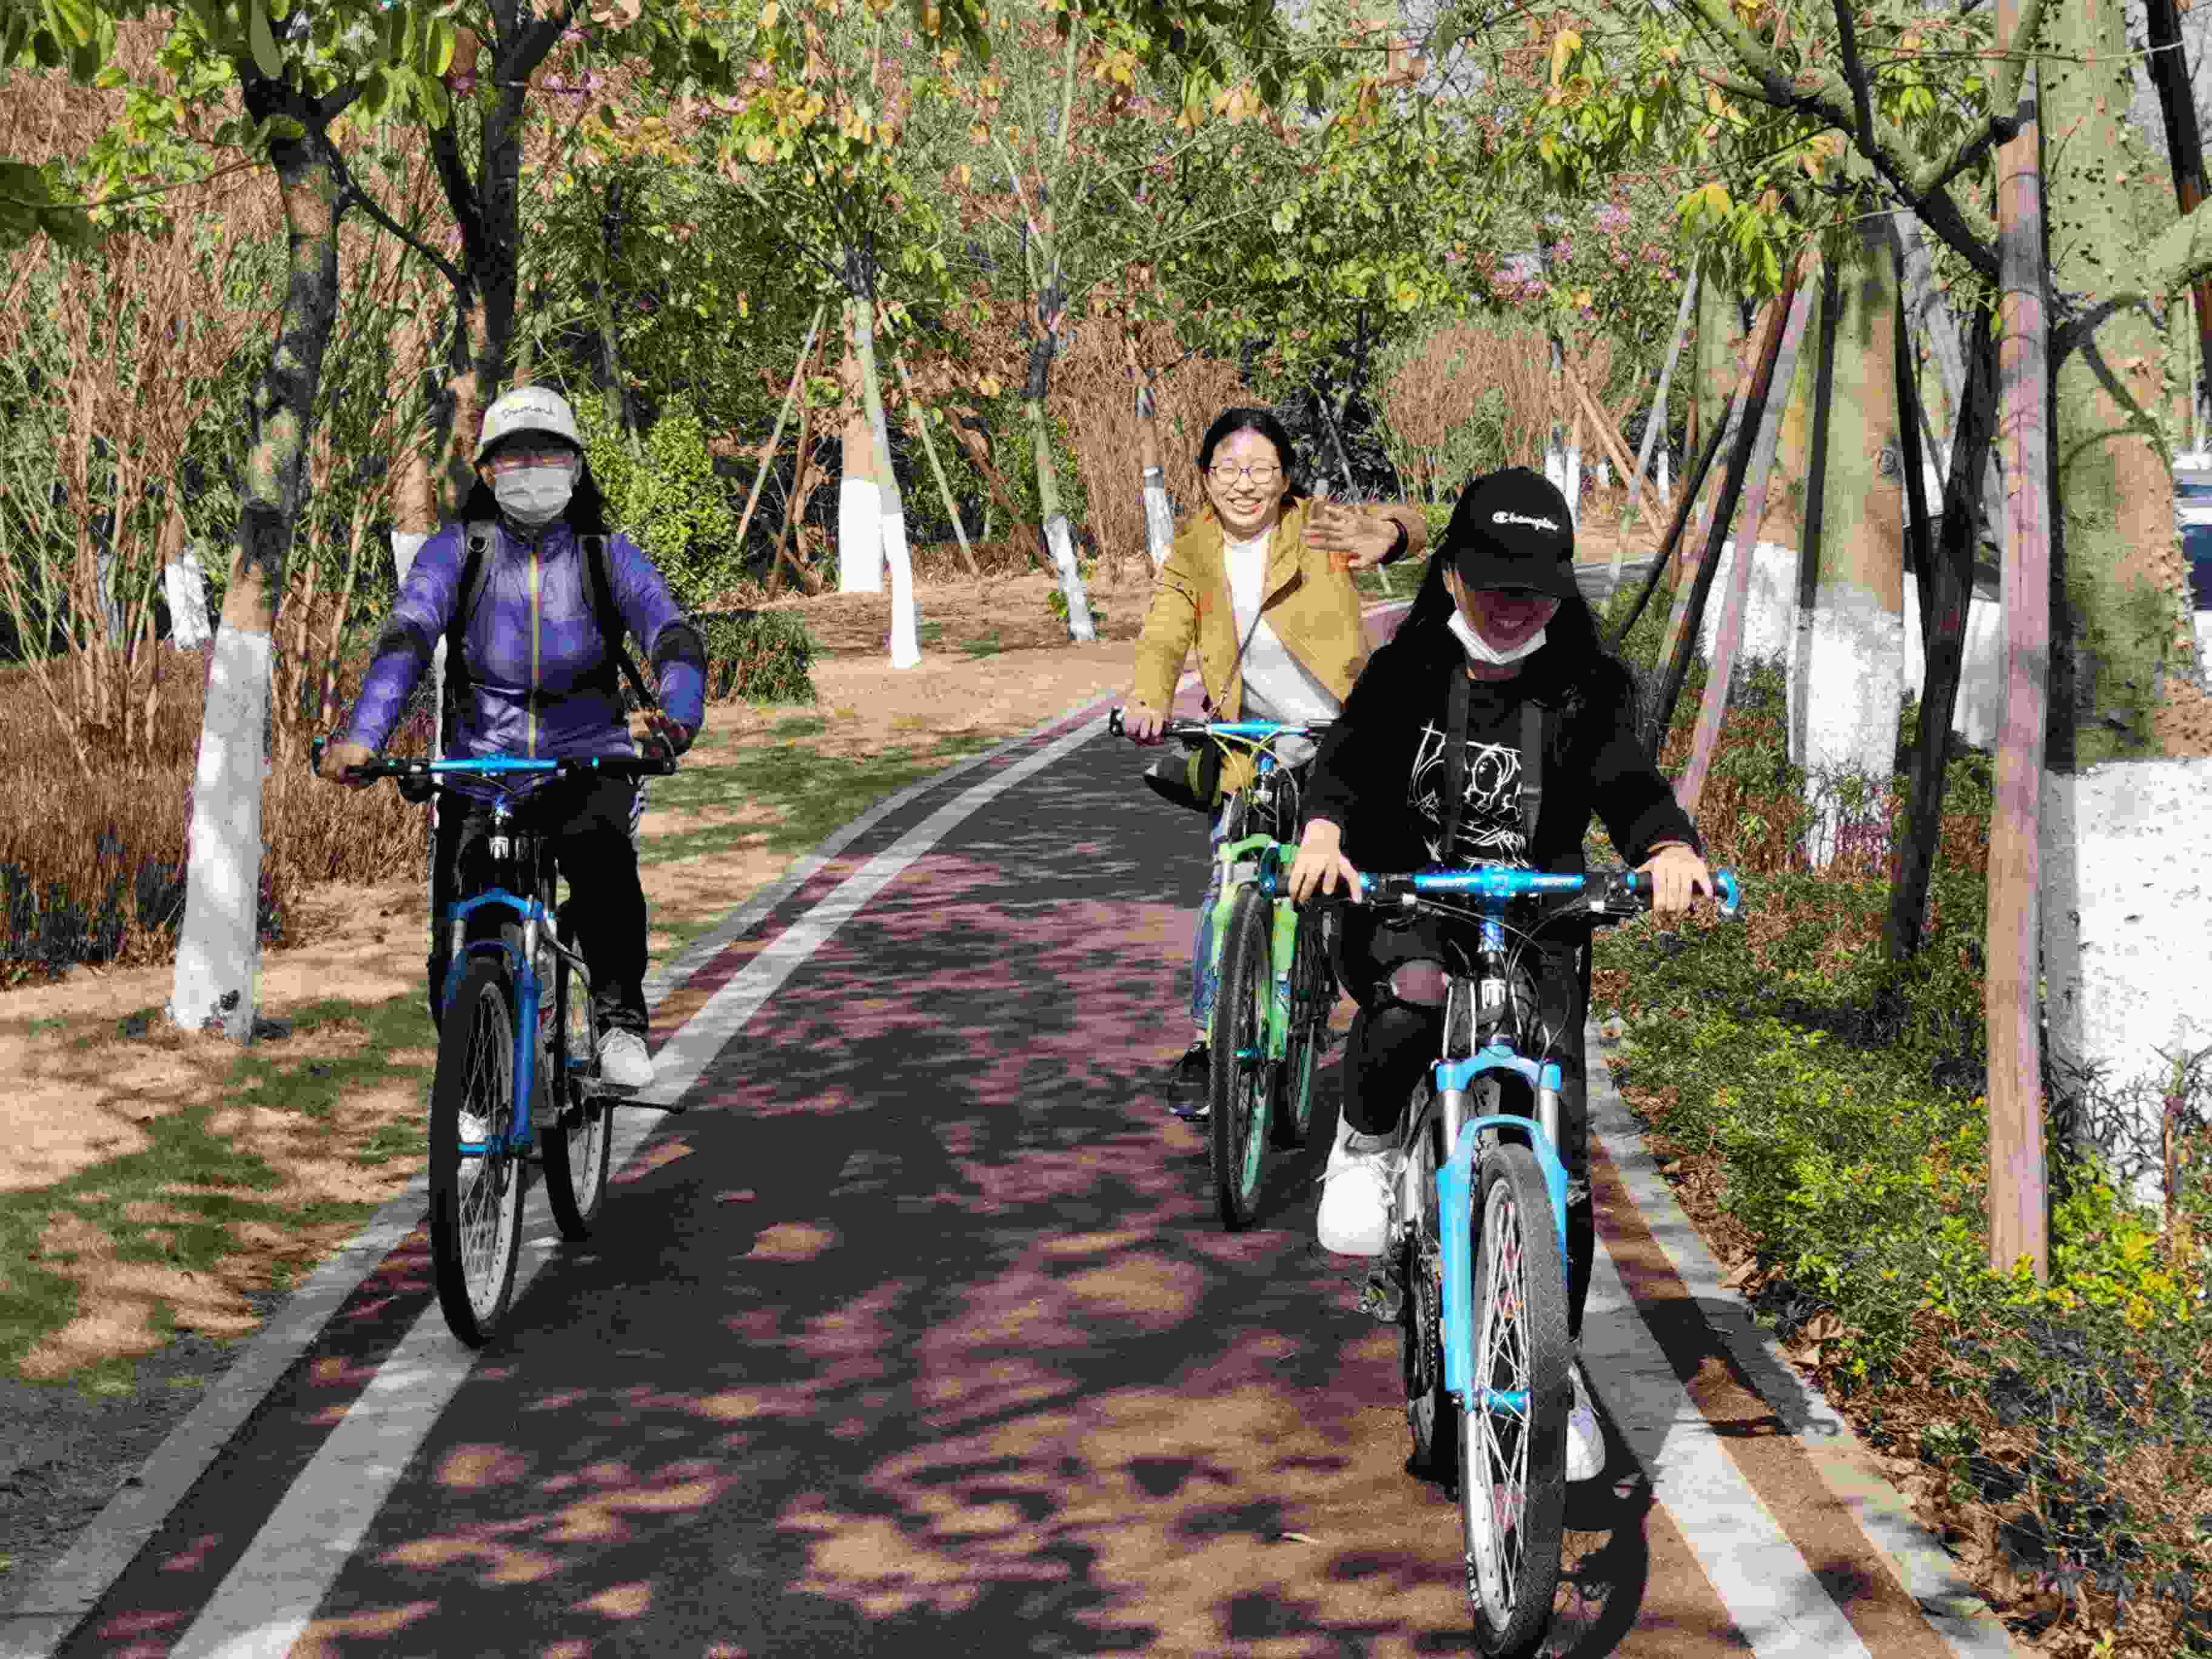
left=458, top=452, right=612, bottom=537
left=1195, top=406, right=1307, bottom=516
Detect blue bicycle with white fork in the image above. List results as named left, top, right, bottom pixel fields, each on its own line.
left=1322, top=861, right=1740, bottom=1655
left=311, top=739, right=676, bottom=1346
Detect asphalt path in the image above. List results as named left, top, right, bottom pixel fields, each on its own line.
left=1, top=604, right=2020, bottom=1658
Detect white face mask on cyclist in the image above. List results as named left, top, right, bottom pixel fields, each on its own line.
left=492, top=466, right=575, bottom=528
left=1446, top=607, right=1548, bottom=667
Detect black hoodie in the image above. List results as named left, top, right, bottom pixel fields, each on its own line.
left=1305, top=555, right=1700, bottom=878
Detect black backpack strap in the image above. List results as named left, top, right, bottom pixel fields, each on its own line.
left=1519, top=697, right=1545, bottom=847
left=440, top=521, right=497, bottom=748
left=1439, top=665, right=1470, bottom=863
left=581, top=533, right=658, bottom=712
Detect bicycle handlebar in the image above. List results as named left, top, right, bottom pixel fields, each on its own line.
left=1345, top=864, right=1741, bottom=920
left=1105, top=706, right=1333, bottom=743
left=309, top=736, right=676, bottom=785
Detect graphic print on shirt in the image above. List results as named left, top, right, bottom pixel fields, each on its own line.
left=1409, top=720, right=1529, bottom=866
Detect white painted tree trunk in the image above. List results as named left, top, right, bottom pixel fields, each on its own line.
left=1563, top=444, right=1582, bottom=527
left=837, top=477, right=882, bottom=594
left=849, top=295, right=919, bottom=668
left=1655, top=447, right=1672, bottom=503
left=2043, top=760, right=2212, bottom=1208
left=1142, top=466, right=1175, bottom=571
left=164, top=548, right=212, bottom=648
left=166, top=625, right=273, bottom=1040
left=1596, top=457, right=1612, bottom=490
left=1043, top=514, right=1096, bottom=639
left=1795, top=589, right=1905, bottom=865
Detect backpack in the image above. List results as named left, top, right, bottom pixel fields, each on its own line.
left=442, top=520, right=657, bottom=748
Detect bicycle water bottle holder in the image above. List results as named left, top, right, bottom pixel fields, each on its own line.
left=1433, top=1044, right=1570, bottom=1412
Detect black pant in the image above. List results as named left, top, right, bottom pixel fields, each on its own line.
left=1336, top=907, right=1596, bottom=1339
left=427, top=776, right=648, bottom=1038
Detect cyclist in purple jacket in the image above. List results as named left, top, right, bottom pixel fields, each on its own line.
left=325, top=387, right=708, bottom=1089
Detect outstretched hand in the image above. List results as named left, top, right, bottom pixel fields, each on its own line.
left=1637, top=842, right=1715, bottom=919
left=1303, top=502, right=1399, bottom=572
left=1287, top=818, right=1361, bottom=905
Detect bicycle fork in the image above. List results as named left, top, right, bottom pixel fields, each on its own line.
left=1430, top=1050, right=1571, bottom=1409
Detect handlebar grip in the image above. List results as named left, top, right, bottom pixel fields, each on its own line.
left=310, top=736, right=326, bottom=777
left=1714, top=869, right=1740, bottom=917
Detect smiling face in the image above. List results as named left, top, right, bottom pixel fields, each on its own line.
left=1202, top=428, right=1286, bottom=538
left=1444, top=566, right=1560, bottom=651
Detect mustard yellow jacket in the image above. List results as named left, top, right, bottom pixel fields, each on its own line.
left=1129, top=499, right=1370, bottom=793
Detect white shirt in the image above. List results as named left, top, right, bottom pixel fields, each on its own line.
left=1222, top=526, right=1339, bottom=749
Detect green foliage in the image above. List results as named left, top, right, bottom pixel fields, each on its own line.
left=577, top=395, right=739, bottom=612
left=695, top=609, right=814, bottom=704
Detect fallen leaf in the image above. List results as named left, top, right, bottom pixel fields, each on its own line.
left=1276, top=1531, right=1321, bottom=1544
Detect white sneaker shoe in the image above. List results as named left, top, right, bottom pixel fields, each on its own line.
left=1316, top=1121, right=1399, bottom=1256
left=1566, top=1361, right=1603, bottom=1482
left=597, top=1028, right=654, bottom=1090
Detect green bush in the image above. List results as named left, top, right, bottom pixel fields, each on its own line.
left=696, top=609, right=814, bottom=704
left=577, top=395, right=740, bottom=611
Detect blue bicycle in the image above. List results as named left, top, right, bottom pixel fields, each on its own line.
left=312, top=740, right=675, bottom=1346
left=1323, top=862, right=1739, bottom=1654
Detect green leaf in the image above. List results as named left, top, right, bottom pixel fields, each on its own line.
left=29, top=25, right=61, bottom=68
left=426, top=18, right=454, bottom=78
left=247, top=0, right=283, bottom=78
left=42, top=0, right=95, bottom=49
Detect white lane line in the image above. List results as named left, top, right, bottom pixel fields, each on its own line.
left=1580, top=1239, right=1877, bottom=1659
left=0, top=691, right=1119, bottom=1659
left=1584, top=1027, right=2022, bottom=1657
left=166, top=711, right=1110, bottom=1657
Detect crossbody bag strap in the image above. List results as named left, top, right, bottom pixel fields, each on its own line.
left=1439, top=664, right=1471, bottom=863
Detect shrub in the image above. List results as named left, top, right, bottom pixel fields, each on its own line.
left=577, top=395, right=742, bottom=610
left=694, top=609, right=814, bottom=704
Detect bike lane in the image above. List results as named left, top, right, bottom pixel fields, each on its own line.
left=16, top=606, right=2017, bottom=1658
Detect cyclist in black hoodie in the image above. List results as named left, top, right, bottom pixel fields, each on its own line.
left=1284, top=465, right=1718, bottom=1483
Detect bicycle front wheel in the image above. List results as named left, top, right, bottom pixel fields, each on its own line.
left=1207, top=887, right=1273, bottom=1229
left=1271, top=900, right=1333, bottom=1149
left=428, top=957, right=526, bottom=1346
left=1460, top=1141, right=1571, bottom=1656
left=540, top=925, right=611, bottom=1241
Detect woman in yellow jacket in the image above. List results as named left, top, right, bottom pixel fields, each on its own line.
left=1124, top=407, right=1428, bottom=1118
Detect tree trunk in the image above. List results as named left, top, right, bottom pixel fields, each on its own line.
left=1792, top=208, right=1907, bottom=865
left=1125, top=333, right=1176, bottom=571
left=1889, top=305, right=1999, bottom=960
left=1691, top=264, right=1747, bottom=525
left=1024, top=332, right=1096, bottom=642
left=850, top=296, right=920, bottom=668
left=836, top=300, right=881, bottom=593
left=169, top=111, right=343, bottom=1041
left=1988, top=5, right=2051, bottom=1280
left=1677, top=266, right=1821, bottom=817
left=733, top=305, right=825, bottom=562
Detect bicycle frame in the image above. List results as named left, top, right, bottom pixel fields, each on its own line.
left=1201, top=725, right=1319, bottom=1066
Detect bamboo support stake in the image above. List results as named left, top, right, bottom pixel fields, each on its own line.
left=1612, top=272, right=1699, bottom=588
left=1986, top=5, right=2051, bottom=1283
left=894, top=353, right=982, bottom=578
left=732, top=304, right=826, bottom=560
left=1678, top=269, right=1820, bottom=817
left=1564, top=364, right=1666, bottom=540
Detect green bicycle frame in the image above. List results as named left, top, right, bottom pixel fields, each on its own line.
left=1208, top=832, right=1302, bottom=1062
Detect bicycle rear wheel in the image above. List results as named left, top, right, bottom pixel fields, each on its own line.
left=429, top=957, right=526, bottom=1346
left=1207, top=887, right=1273, bottom=1229
left=1271, top=900, right=1332, bottom=1149
left=1460, top=1141, right=1570, bottom=1657
left=540, top=920, right=611, bottom=1241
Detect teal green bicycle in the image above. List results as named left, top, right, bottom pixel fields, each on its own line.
left=1111, top=709, right=1338, bottom=1229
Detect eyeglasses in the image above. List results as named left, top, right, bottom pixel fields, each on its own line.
left=1208, top=464, right=1281, bottom=485
left=486, top=445, right=577, bottom=474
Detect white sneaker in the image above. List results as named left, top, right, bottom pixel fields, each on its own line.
left=1316, top=1121, right=1399, bottom=1256
left=1566, top=1361, right=1603, bottom=1482
left=598, top=1028, right=654, bottom=1090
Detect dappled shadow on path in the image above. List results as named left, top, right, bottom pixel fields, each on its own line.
left=267, top=739, right=1693, bottom=1658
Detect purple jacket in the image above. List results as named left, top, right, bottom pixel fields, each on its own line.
left=344, top=520, right=706, bottom=783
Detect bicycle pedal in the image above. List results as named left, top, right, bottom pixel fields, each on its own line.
left=1357, top=1268, right=1404, bottom=1324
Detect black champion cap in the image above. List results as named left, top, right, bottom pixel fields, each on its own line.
left=1439, top=467, right=1578, bottom=598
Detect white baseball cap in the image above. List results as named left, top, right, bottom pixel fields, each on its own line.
left=474, top=386, right=582, bottom=463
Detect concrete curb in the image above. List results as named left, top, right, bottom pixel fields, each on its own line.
left=1584, top=1021, right=2025, bottom=1659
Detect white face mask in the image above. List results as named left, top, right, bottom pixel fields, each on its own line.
left=492, top=465, right=575, bottom=528
left=1447, top=607, right=1548, bottom=666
